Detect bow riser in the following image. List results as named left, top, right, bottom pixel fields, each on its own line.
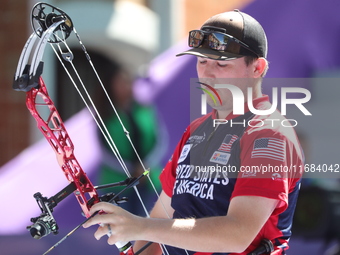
left=26, top=76, right=99, bottom=217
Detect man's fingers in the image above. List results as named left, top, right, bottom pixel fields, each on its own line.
left=82, top=202, right=120, bottom=228
left=82, top=202, right=132, bottom=245
left=108, top=235, right=120, bottom=245
left=92, top=225, right=108, bottom=240
left=83, top=215, right=113, bottom=228
left=83, top=212, right=117, bottom=228
left=89, top=201, right=118, bottom=215
left=92, top=224, right=122, bottom=245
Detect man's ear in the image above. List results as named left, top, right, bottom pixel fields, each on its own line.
left=253, top=58, right=268, bottom=78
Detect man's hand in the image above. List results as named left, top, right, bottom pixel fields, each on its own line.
left=83, top=202, right=147, bottom=245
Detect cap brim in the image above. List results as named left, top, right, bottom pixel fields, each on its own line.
left=176, top=47, right=243, bottom=60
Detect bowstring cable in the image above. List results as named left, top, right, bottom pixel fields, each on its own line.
left=51, top=30, right=173, bottom=255
left=74, top=29, right=174, bottom=224
left=52, top=38, right=151, bottom=216
left=72, top=28, right=173, bottom=221
left=50, top=44, right=129, bottom=178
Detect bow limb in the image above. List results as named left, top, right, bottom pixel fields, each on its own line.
left=13, top=21, right=63, bottom=92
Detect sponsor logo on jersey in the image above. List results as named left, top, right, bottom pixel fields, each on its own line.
left=209, top=151, right=231, bottom=165
left=187, top=133, right=206, bottom=148
left=178, top=144, right=192, bottom=163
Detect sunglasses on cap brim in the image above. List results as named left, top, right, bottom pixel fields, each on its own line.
left=188, top=29, right=259, bottom=58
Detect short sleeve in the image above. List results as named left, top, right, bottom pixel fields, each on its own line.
left=231, top=126, right=303, bottom=215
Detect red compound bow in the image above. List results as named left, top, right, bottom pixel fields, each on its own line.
left=13, top=2, right=162, bottom=255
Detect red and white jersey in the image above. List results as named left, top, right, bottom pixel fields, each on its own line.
left=160, top=95, right=304, bottom=255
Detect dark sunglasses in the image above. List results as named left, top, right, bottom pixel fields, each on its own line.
left=188, top=29, right=259, bottom=57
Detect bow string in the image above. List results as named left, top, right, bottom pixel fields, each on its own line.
left=13, top=2, right=171, bottom=255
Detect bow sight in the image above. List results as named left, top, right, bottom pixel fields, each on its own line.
left=28, top=192, right=59, bottom=239
left=27, top=179, right=138, bottom=239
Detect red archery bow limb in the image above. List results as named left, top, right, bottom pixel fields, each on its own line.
left=26, top=76, right=99, bottom=217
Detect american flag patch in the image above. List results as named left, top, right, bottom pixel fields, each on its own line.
left=251, top=138, right=286, bottom=162
left=218, top=134, right=238, bottom=153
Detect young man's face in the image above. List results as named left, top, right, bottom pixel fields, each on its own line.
left=196, top=56, right=253, bottom=79
left=196, top=56, right=258, bottom=112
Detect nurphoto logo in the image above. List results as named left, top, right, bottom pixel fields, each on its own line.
left=198, top=84, right=312, bottom=127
